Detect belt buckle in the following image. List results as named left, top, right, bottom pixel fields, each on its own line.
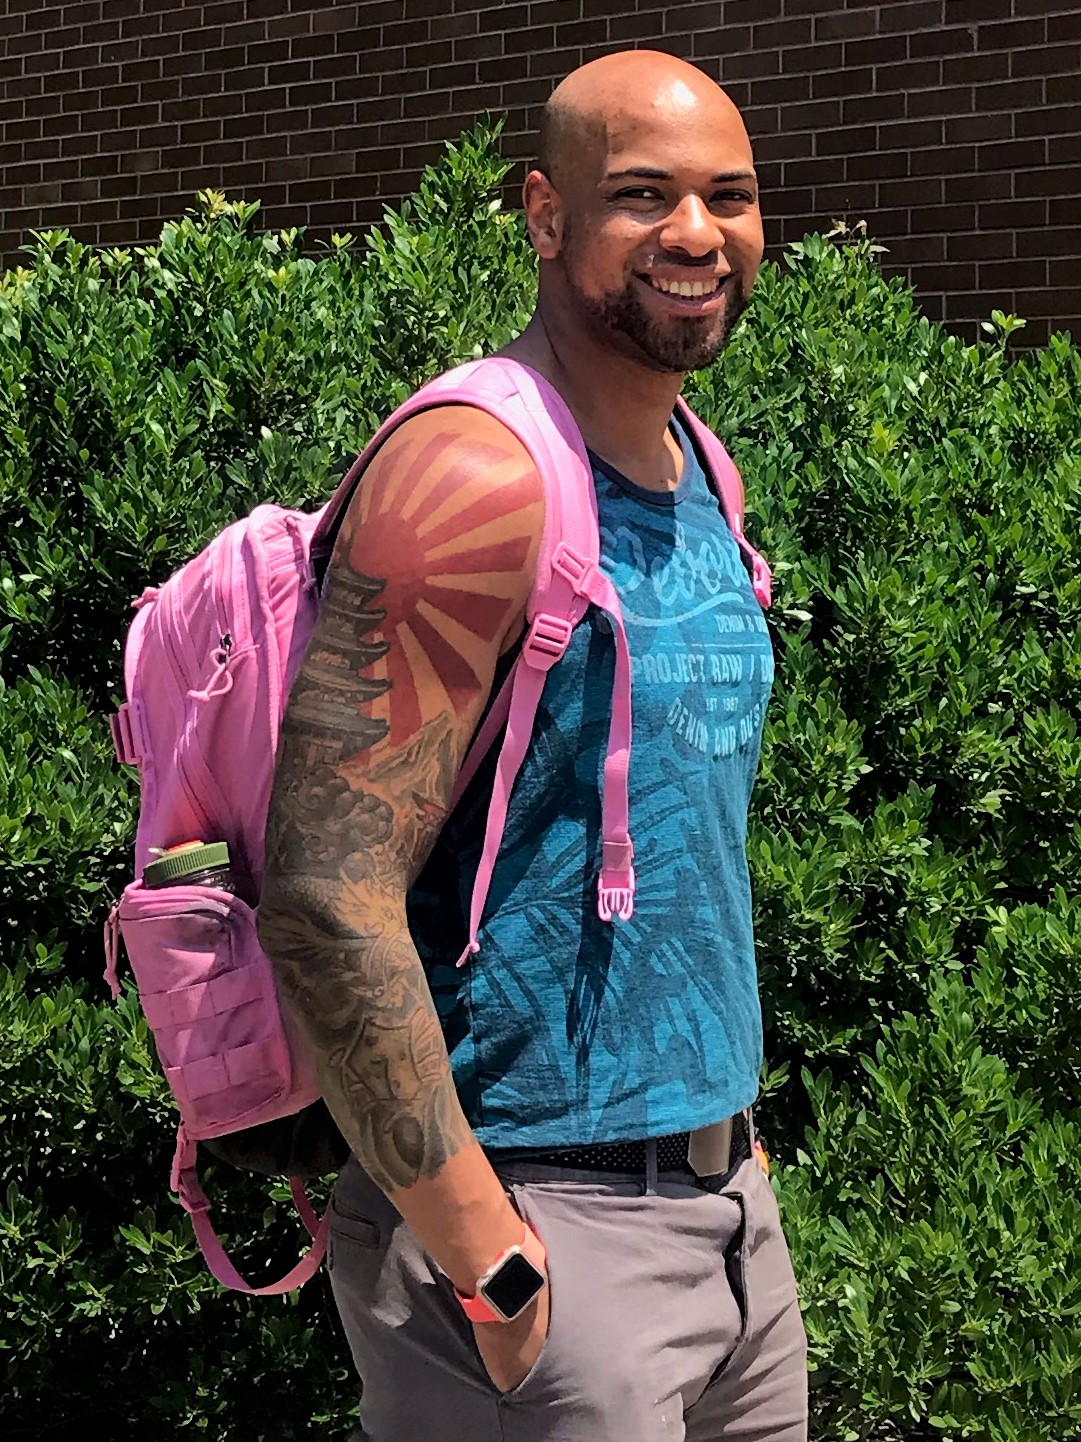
left=687, top=1116, right=734, bottom=1178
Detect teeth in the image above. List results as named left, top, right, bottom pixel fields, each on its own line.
left=649, top=276, right=719, bottom=297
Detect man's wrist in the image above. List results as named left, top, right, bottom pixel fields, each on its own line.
left=453, top=1221, right=548, bottom=1324
left=432, top=1195, right=531, bottom=1297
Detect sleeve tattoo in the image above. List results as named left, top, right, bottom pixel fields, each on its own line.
left=258, top=416, right=541, bottom=1194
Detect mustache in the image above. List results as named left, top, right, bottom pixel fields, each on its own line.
left=643, top=252, right=723, bottom=270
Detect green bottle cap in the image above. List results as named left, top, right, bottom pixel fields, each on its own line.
left=144, top=841, right=231, bottom=887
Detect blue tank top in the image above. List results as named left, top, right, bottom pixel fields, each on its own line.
left=407, top=414, right=775, bottom=1149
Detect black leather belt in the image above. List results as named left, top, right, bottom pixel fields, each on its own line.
left=495, top=1112, right=752, bottom=1176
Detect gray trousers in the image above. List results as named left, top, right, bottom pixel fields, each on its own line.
left=328, top=1143, right=808, bottom=1442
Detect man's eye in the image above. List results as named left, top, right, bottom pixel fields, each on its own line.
left=615, top=188, right=663, bottom=201
left=713, top=191, right=753, bottom=206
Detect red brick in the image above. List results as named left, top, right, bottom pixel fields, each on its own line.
left=754, top=131, right=812, bottom=162
left=979, top=139, right=1047, bottom=172
left=814, top=10, right=878, bottom=42
left=752, top=16, right=812, bottom=48
left=947, top=113, right=1014, bottom=146
left=781, top=42, right=841, bottom=74
left=659, top=1, right=721, bottom=34
left=528, top=0, right=581, bottom=21
left=916, top=262, right=980, bottom=292
left=382, top=17, right=433, bottom=49
left=608, top=11, right=666, bottom=43
left=878, top=118, right=946, bottom=152
left=879, top=176, right=945, bottom=208
left=1047, top=75, right=1079, bottom=106
left=779, top=97, right=839, bottom=130
left=952, top=172, right=1010, bottom=202
left=912, top=144, right=975, bottom=176
left=244, top=38, right=292, bottom=65
left=844, top=34, right=907, bottom=69
left=1018, top=102, right=1081, bottom=138
left=839, top=92, right=903, bottom=126
left=1015, top=286, right=1081, bottom=318
left=977, top=17, right=1047, bottom=52
left=1012, top=44, right=1081, bottom=78
left=906, top=202, right=976, bottom=234
left=981, top=258, right=1047, bottom=289
left=812, top=181, right=878, bottom=213
left=689, top=24, right=752, bottom=58
left=432, top=12, right=477, bottom=41
left=948, top=230, right=1014, bottom=261
left=980, top=198, right=1049, bottom=228
left=268, top=59, right=315, bottom=86
left=816, top=124, right=876, bottom=157
left=715, top=49, right=779, bottom=80
left=1048, top=11, right=1081, bottom=42
left=942, top=52, right=1011, bottom=85
left=455, top=31, right=504, bottom=61
left=847, top=149, right=910, bottom=181
left=258, top=106, right=315, bottom=134
left=312, top=51, right=365, bottom=82
left=729, top=0, right=778, bottom=19
left=1049, top=135, right=1081, bottom=165
left=878, top=0, right=944, bottom=31
left=754, top=74, right=810, bottom=104
left=1016, top=165, right=1081, bottom=198
left=553, top=17, right=607, bottom=46
left=1049, top=198, right=1077, bottom=226
left=1048, top=258, right=1081, bottom=287
left=805, top=64, right=869, bottom=100
left=1016, top=226, right=1078, bottom=258
left=911, top=27, right=977, bottom=59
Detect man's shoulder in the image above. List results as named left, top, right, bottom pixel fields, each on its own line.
left=352, top=400, right=544, bottom=522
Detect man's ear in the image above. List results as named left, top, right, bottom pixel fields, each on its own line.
left=522, top=169, right=563, bottom=260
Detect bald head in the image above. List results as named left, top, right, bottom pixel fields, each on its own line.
left=522, top=49, right=764, bottom=377
left=537, top=51, right=750, bottom=187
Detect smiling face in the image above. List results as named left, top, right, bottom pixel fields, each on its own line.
left=527, top=59, right=765, bottom=375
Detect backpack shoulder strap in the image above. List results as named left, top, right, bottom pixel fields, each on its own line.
left=310, top=356, right=638, bottom=963
left=675, top=399, right=772, bottom=609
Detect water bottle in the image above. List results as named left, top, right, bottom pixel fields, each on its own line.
left=142, top=840, right=236, bottom=893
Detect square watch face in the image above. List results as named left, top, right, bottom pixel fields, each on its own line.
left=483, top=1250, right=544, bottom=1319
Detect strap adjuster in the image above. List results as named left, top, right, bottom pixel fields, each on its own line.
left=523, top=613, right=574, bottom=672
left=110, top=704, right=139, bottom=765
left=552, top=543, right=595, bottom=593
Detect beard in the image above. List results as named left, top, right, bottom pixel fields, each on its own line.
left=561, top=232, right=749, bottom=374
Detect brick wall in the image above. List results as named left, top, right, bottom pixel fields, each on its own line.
left=1, top=0, right=1078, bottom=348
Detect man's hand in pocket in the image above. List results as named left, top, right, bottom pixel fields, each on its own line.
left=472, top=1284, right=550, bottom=1394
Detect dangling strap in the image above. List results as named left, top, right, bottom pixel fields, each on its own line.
left=103, top=904, right=122, bottom=1000
left=585, top=569, right=635, bottom=922
left=169, top=1127, right=329, bottom=1295
left=455, top=608, right=578, bottom=968
left=456, top=541, right=637, bottom=966
left=675, top=401, right=772, bottom=609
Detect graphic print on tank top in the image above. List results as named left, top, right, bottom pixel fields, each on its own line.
left=408, top=414, right=776, bottom=1150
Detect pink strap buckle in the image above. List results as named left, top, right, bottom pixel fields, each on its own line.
left=523, top=613, right=574, bottom=671
left=597, top=838, right=635, bottom=922
left=551, top=543, right=595, bottom=593
left=110, top=704, right=139, bottom=765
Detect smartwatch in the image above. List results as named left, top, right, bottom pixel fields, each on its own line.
left=454, top=1223, right=548, bottom=1325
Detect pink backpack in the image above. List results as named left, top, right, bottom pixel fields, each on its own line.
left=103, top=357, right=771, bottom=1294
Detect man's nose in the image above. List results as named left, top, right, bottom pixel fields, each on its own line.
left=659, top=195, right=724, bottom=258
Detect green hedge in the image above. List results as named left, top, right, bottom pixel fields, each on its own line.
left=2, top=128, right=1079, bottom=1440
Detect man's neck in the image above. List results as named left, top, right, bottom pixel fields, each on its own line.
left=504, top=311, right=686, bottom=492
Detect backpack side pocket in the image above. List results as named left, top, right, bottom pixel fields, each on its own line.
left=117, top=882, right=299, bottom=1136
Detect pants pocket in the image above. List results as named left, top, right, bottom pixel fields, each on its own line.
left=117, top=880, right=297, bottom=1135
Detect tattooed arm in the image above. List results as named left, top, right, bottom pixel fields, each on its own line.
left=258, top=405, right=543, bottom=1291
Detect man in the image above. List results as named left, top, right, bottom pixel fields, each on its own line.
left=259, top=49, right=808, bottom=1442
